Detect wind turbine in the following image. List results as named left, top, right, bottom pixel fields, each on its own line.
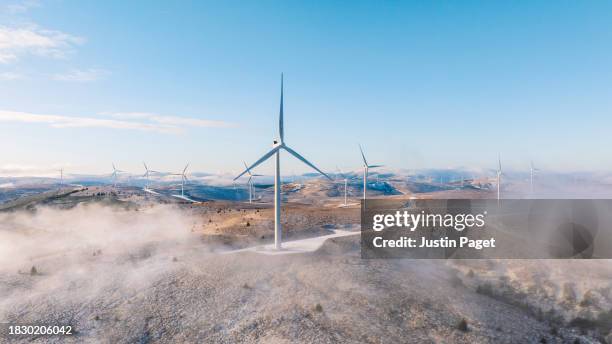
left=58, top=168, right=63, bottom=189
left=234, top=74, right=332, bottom=250
left=172, top=163, right=190, bottom=198
left=142, top=162, right=160, bottom=190
left=336, top=167, right=350, bottom=207
left=496, top=155, right=502, bottom=205
left=359, top=144, right=382, bottom=201
left=530, top=161, right=539, bottom=195
left=243, top=161, right=263, bottom=203
left=111, top=163, right=125, bottom=188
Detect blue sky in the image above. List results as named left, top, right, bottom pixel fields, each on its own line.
left=1, top=0, right=612, bottom=176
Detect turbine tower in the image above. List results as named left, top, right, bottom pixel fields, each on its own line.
left=172, top=163, right=190, bottom=197
left=234, top=74, right=332, bottom=250
left=111, top=163, right=125, bottom=188
left=359, top=144, right=382, bottom=201
left=496, top=155, right=502, bottom=205
left=336, top=167, right=349, bottom=207
left=243, top=161, right=263, bottom=203
left=142, top=162, right=160, bottom=190
left=530, top=161, right=539, bottom=195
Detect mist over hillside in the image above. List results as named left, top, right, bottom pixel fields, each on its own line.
left=3, top=168, right=612, bottom=206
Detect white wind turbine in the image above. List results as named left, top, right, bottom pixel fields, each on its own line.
left=243, top=161, right=263, bottom=203
left=530, top=161, right=539, bottom=195
left=142, top=162, right=160, bottom=190
left=359, top=144, right=383, bottom=201
left=335, top=166, right=351, bottom=207
left=235, top=74, right=332, bottom=250
left=171, top=163, right=190, bottom=199
left=58, top=168, right=64, bottom=189
left=111, top=163, right=125, bottom=188
left=496, top=155, right=502, bottom=205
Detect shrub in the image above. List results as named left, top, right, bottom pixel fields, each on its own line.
left=476, top=283, right=494, bottom=296
left=456, top=318, right=469, bottom=332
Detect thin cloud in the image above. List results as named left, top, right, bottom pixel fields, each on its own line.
left=0, top=110, right=235, bottom=134
left=5, top=0, right=40, bottom=14
left=0, top=25, right=84, bottom=63
left=5, top=0, right=41, bottom=14
left=0, top=163, right=61, bottom=178
left=0, top=71, right=24, bottom=80
left=107, top=112, right=236, bottom=128
left=53, top=68, right=109, bottom=82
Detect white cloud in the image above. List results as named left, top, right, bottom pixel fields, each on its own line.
left=53, top=68, right=109, bottom=82
left=107, top=112, right=235, bottom=128
left=0, top=110, right=235, bottom=134
left=0, top=25, right=84, bottom=63
left=5, top=0, right=40, bottom=14
left=0, top=164, right=51, bottom=178
left=0, top=71, right=24, bottom=80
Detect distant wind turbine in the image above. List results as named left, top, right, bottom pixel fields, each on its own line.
left=496, top=155, right=502, bottom=205
left=359, top=144, right=382, bottom=201
left=171, top=163, right=190, bottom=198
left=336, top=167, right=349, bottom=207
left=243, top=161, right=263, bottom=203
left=235, top=74, right=332, bottom=250
left=58, top=168, right=63, bottom=189
left=530, top=161, right=539, bottom=194
left=111, top=163, right=125, bottom=188
left=142, top=162, right=160, bottom=190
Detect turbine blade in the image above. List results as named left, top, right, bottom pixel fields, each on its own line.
left=143, top=162, right=148, bottom=171
left=279, top=73, right=284, bottom=143
left=243, top=161, right=253, bottom=176
left=247, top=176, right=252, bottom=184
left=359, top=144, right=368, bottom=166
left=234, top=146, right=280, bottom=180
left=368, top=165, right=383, bottom=168
left=283, top=145, right=332, bottom=181
left=183, top=163, right=189, bottom=174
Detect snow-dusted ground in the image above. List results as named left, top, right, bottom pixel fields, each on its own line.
left=224, top=228, right=359, bottom=255
left=1, top=202, right=610, bottom=343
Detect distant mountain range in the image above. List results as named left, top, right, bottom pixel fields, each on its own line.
left=2, top=168, right=612, bottom=204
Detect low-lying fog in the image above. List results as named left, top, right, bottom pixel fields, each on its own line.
left=0, top=204, right=196, bottom=270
